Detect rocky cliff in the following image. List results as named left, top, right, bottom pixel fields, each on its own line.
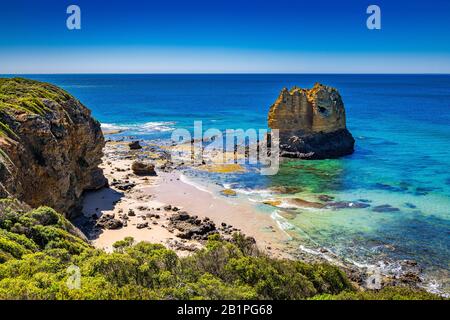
left=268, top=83, right=355, bottom=159
left=0, top=78, right=106, bottom=217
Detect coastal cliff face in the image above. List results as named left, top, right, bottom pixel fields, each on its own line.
left=0, top=78, right=106, bottom=217
left=268, top=83, right=355, bottom=159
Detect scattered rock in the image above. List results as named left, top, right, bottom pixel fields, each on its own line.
left=220, top=189, right=237, bottom=197
left=404, top=202, right=417, bottom=209
left=129, top=140, right=142, bottom=150
left=262, top=200, right=283, bottom=207
left=374, top=183, right=405, bottom=193
left=167, top=239, right=199, bottom=252
left=271, top=186, right=303, bottom=194
left=131, top=161, right=156, bottom=176
left=326, top=201, right=370, bottom=210
left=288, top=198, right=325, bottom=209
left=372, top=204, right=400, bottom=213
left=169, top=212, right=218, bottom=240
left=110, top=180, right=136, bottom=191
left=96, top=214, right=123, bottom=230
left=136, top=222, right=148, bottom=229
left=318, top=195, right=335, bottom=202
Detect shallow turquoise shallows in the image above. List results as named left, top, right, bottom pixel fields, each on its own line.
left=15, top=74, right=450, bottom=294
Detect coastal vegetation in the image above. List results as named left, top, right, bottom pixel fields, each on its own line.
left=0, top=77, right=446, bottom=300
left=0, top=199, right=442, bottom=300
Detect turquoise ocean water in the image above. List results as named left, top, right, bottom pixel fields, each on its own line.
left=14, top=74, right=450, bottom=294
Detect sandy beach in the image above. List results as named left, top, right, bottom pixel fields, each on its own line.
left=80, top=139, right=292, bottom=258
left=78, top=136, right=433, bottom=292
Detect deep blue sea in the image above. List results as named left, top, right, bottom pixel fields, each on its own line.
left=15, top=74, right=450, bottom=294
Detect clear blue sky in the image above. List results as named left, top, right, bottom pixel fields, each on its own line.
left=1, top=0, right=450, bottom=73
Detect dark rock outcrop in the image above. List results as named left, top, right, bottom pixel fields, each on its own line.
left=268, top=83, right=355, bottom=159
left=128, top=140, right=142, bottom=150
left=169, top=212, right=218, bottom=240
left=95, top=213, right=123, bottom=230
left=131, top=160, right=156, bottom=176
left=0, top=78, right=107, bottom=217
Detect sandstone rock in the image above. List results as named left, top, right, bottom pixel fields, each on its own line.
left=262, top=200, right=282, bottom=207
left=0, top=78, right=107, bottom=217
left=131, top=160, right=156, bottom=176
left=268, top=83, right=355, bottom=159
left=220, top=189, right=237, bottom=197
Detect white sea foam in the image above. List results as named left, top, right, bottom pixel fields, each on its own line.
left=101, top=121, right=176, bottom=133
left=270, top=210, right=294, bottom=231
left=179, top=174, right=214, bottom=195
left=101, top=123, right=127, bottom=130
left=298, top=245, right=339, bottom=264
left=421, top=279, right=449, bottom=298
left=233, top=188, right=273, bottom=198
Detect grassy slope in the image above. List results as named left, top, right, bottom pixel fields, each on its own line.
left=0, top=199, right=442, bottom=300
left=0, top=77, right=73, bottom=138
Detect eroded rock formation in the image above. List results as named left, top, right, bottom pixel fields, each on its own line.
left=0, top=78, right=107, bottom=217
left=268, top=83, right=355, bottom=159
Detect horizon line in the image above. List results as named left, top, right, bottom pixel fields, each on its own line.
left=2, top=72, right=450, bottom=76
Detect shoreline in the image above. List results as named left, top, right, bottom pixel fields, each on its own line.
left=78, top=135, right=443, bottom=295
left=79, top=139, right=293, bottom=259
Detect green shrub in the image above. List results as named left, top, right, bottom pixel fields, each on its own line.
left=82, top=253, right=140, bottom=287
left=112, top=236, right=135, bottom=252
left=0, top=200, right=444, bottom=300
left=0, top=234, right=30, bottom=259
left=312, top=286, right=444, bottom=300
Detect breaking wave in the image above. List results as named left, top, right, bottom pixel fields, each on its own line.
left=101, top=121, right=176, bottom=133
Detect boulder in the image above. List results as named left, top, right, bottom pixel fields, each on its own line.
left=110, top=180, right=135, bottom=191
left=136, top=222, right=148, bottom=229
left=268, top=83, right=355, bottom=159
left=131, top=161, right=156, bottom=176
left=220, top=189, right=237, bottom=197
left=96, top=214, right=123, bottom=230
left=169, top=212, right=218, bottom=240
left=128, top=140, right=142, bottom=150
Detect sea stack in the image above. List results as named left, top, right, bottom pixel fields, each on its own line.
left=268, top=83, right=355, bottom=159
left=0, top=78, right=107, bottom=217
